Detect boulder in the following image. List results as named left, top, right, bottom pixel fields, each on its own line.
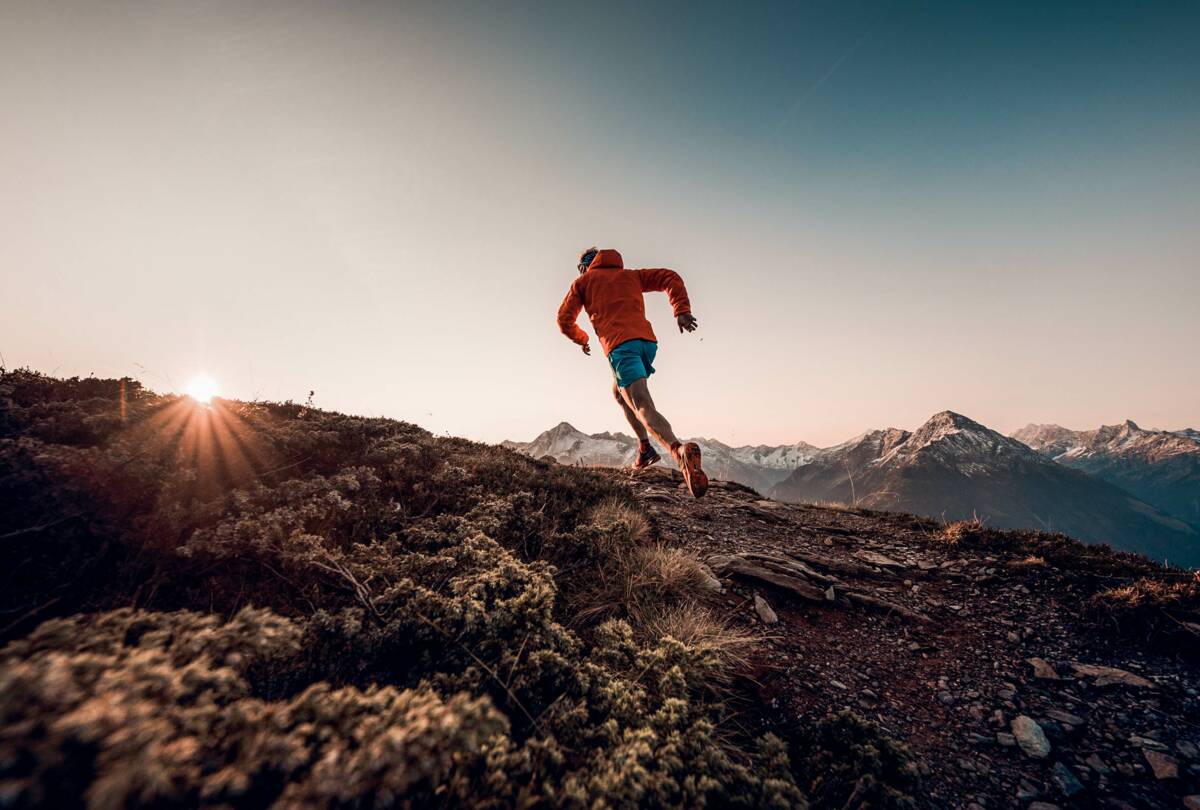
left=1011, top=715, right=1051, bottom=759
left=754, top=594, right=779, bottom=625
left=1143, top=750, right=1178, bottom=780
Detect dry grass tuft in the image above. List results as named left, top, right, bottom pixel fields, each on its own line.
left=636, top=545, right=717, bottom=601
left=1087, top=573, right=1200, bottom=650
left=587, top=497, right=652, bottom=554
left=571, top=497, right=760, bottom=703
left=575, top=499, right=721, bottom=628
left=1093, top=575, right=1199, bottom=611
left=574, top=544, right=714, bottom=625
left=636, top=603, right=756, bottom=685
left=940, top=516, right=985, bottom=545
left=1008, top=555, right=1047, bottom=568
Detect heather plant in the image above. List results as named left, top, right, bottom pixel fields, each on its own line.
left=0, top=609, right=516, bottom=809
left=0, top=369, right=806, bottom=808
left=798, top=710, right=918, bottom=810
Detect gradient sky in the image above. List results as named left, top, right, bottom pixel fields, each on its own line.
left=3, top=0, right=1198, bottom=447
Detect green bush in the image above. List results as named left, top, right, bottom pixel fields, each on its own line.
left=1, top=609, right=513, bottom=809
left=0, top=369, right=804, bottom=808
left=799, top=710, right=918, bottom=810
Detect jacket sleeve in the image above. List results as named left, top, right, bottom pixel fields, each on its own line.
left=635, top=269, right=691, bottom=316
left=556, top=281, right=590, bottom=346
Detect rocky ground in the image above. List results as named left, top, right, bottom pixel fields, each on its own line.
left=612, top=466, right=1200, bottom=810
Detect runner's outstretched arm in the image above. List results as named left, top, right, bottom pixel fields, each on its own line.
left=634, top=268, right=692, bottom=320
left=556, top=283, right=591, bottom=353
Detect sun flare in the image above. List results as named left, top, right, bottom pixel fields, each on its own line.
left=184, top=375, right=219, bottom=404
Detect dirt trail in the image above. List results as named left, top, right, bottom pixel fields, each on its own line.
left=616, top=466, right=1200, bottom=809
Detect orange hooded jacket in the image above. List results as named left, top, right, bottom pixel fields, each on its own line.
left=556, top=249, right=692, bottom=356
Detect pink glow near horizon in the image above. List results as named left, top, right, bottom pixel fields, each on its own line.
left=2, top=2, right=1197, bottom=448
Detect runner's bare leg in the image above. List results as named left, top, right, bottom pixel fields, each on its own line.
left=619, top=378, right=681, bottom=450
left=612, top=382, right=649, bottom=442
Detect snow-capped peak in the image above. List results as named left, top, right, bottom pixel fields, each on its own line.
left=877, top=411, right=1042, bottom=473
left=1015, top=419, right=1200, bottom=464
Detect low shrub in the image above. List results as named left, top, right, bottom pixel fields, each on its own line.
left=0, top=369, right=805, bottom=808
left=798, top=710, right=918, bottom=810
left=0, top=609, right=515, bottom=809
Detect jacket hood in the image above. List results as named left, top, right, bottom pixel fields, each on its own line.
left=588, top=249, right=624, bottom=270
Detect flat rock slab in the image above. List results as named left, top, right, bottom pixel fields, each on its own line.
left=1050, top=762, right=1084, bottom=797
left=852, top=549, right=905, bottom=568
left=706, top=554, right=826, bottom=602
left=784, top=550, right=880, bottom=578
left=1070, top=662, right=1155, bottom=688
left=1026, top=657, right=1060, bottom=680
left=1143, top=750, right=1179, bottom=779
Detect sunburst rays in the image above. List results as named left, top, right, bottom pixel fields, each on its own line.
left=121, top=396, right=284, bottom=502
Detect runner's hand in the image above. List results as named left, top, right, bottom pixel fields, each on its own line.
left=677, top=313, right=699, bottom=333
left=581, top=343, right=591, bottom=356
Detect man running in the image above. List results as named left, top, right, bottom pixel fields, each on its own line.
left=556, top=247, right=708, bottom=498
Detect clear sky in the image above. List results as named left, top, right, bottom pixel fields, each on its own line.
left=2, top=0, right=1197, bottom=447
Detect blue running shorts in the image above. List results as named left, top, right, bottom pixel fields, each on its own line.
left=607, top=339, right=657, bottom=388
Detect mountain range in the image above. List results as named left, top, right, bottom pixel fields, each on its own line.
left=505, top=413, right=1200, bottom=567
left=1012, top=420, right=1200, bottom=526
left=501, top=421, right=817, bottom=494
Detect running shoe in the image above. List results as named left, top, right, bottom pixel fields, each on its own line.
left=675, top=441, right=708, bottom=498
left=633, top=444, right=661, bottom=470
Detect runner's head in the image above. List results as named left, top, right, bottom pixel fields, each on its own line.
left=577, top=247, right=598, bottom=274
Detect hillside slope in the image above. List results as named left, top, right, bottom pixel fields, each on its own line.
left=626, top=466, right=1200, bottom=808
left=0, top=370, right=801, bottom=809
left=1, top=371, right=1197, bottom=809
left=771, top=412, right=1200, bottom=568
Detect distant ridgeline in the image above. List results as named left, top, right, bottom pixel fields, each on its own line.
left=507, top=414, right=1200, bottom=568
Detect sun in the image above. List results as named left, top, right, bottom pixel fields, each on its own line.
left=184, top=374, right=219, bottom=404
